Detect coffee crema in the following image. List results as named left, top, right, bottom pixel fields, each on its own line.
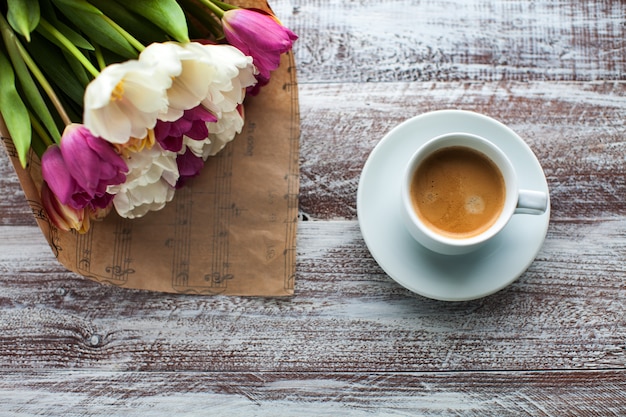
left=409, top=146, right=505, bottom=238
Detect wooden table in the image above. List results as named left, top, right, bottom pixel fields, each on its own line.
left=1, top=0, right=625, bottom=414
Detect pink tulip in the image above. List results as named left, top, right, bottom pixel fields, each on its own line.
left=222, top=8, right=297, bottom=84
left=41, top=145, right=81, bottom=207
left=61, top=124, right=127, bottom=195
left=41, top=182, right=90, bottom=233
left=41, top=124, right=127, bottom=210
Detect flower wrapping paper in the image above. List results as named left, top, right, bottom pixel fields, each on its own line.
left=0, top=0, right=300, bottom=296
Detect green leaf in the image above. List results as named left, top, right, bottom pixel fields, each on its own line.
left=46, top=18, right=94, bottom=50
left=63, top=50, right=91, bottom=87
left=39, top=0, right=93, bottom=49
left=0, top=48, right=31, bottom=168
left=1, top=13, right=62, bottom=143
left=50, top=0, right=102, bottom=14
left=178, top=0, right=222, bottom=39
left=97, top=47, right=126, bottom=68
left=7, top=0, right=41, bottom=42
left=90, top=0, right=168, bottom=43
left=51, top=0, right=138, bottom=58
left=113, top=0, right=190, bottom=43
left=27, top=33, right=86, bottom=105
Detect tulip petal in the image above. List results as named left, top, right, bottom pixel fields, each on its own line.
left=41, top=182, right=82, bottom=232
left=41, top=145, right=77, bottom=205
left=59, top=124, right=127, bottom=197
left=222, top=9, right=297, bottom=80
left=84, top=60, right=171, bottom=143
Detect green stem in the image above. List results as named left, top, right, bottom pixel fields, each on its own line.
left=16, top=41, right=71, bottom=126
left=94, top=43, right=106, bottom=70
left=101, top=15, right=145, bottom=53
left=197, top=0, right=226, bottom=19
left=211, top=0, right=239, bottom=11
left=29, top=111, right=55, bottom=148
left=179, top=0, right=223, bottom=38
left=38, top=19, right=100, bottom=78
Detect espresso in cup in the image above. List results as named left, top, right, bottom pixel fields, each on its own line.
left=401, top=132, right=548, bottom=255
left=409, top=146, right=505, bottom=238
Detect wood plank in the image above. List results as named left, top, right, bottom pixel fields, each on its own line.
left=277, top=0, right=626, bottom=83
left=298, top=80, right=626, bottom=219
left=0, top=370, right=624, bottom=416
left=1, top=222, right=624, bottom=373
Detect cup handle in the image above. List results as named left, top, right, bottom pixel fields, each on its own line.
left=515, top=190, right=548, bottom=215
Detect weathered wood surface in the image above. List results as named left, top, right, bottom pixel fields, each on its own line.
left=1, top=0, right=625, bottom=415
left=1, top=370, right=625, bottom=416
left=298, top=80, right=626, bottom=219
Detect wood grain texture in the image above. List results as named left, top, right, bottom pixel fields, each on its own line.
left=0, top=222, right=624, bottom=374
left=0, top=370, right=625, bottom=416
left=0, top=0, right=625, bottom=414
left=279, top=0, right=625, bottom=83
left=298, top=81, right=626, bottom=219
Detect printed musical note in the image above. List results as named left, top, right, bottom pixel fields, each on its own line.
left=77, top=217, right=134, bottom=285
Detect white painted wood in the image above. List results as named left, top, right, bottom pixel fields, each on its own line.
left=0, top=221, right=624, bottom=373
left=0, top=0, right=625, bottom=414
left=276, top=0, right=625, bottom=83
left=0, top=370, right=624, bottom=416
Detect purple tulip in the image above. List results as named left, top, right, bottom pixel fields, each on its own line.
left=154, top=105, right=217, bottom=152
left=222, top=9, right=297, bottom=84
left=175, top=148, right=205, bottom=188
left=41, top=124, right=127, bottom=210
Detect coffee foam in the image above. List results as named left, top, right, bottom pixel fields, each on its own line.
left=410, top=146, right=505, bottom=238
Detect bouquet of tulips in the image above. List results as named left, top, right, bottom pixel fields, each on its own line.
left=0, top=0, right=296, bottom=233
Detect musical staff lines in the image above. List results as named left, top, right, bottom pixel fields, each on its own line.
left=207, top=146, right=234, bottom=290
left=1, top=135, right=40, bottom=172
left=171, top=146, right=235, bottom=294
left=28, top=198, right=63, bottom=259
left=282, top=52, right=300, bottom=291
left=77, top=224, right=94, bottom=277
left=77, top=217, right=134, bottom=285
left=108, top=218, right=134, bottom=282
left=172, top=186, right=193, bottom=289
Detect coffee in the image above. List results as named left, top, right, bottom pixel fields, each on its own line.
left=409, top=146, right=505, bottom=238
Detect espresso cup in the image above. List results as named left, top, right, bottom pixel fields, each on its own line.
left=401, top=132, right=547, bottom=255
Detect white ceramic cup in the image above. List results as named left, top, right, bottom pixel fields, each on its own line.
left=401, top=132, right=547, bottom=255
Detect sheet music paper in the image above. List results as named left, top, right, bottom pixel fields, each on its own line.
left=1, top=3, right=300, bottom=296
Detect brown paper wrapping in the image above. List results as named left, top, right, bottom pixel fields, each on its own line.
left=0, top=0, right=299, bottom=296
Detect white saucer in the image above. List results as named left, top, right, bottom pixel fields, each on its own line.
left=357, top=110, right=550, bottom=301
